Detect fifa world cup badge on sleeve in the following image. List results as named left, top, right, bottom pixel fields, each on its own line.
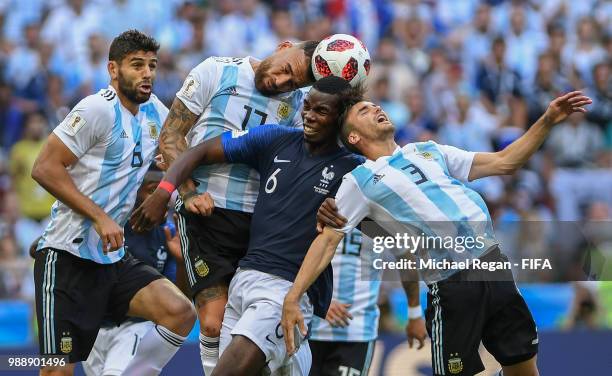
left=181, top=75, right=199, bottom=99
left=63, top=111, right=87, bottom=136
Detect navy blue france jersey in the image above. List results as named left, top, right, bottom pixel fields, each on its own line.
left=221, top=125, right=363, bottom=317
left=124, top=224, right=176, bottom=282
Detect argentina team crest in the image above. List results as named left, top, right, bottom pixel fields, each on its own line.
left=194, top=259, right=209, bottom=277
left=277, top=102, right=291, bottom=120
left=418, top=151, right=434, bottom=160
left=148, top=121, right=159, bottom=140
left=448, top=353, right=463, bottom=374
left=60, top=333, right=72, bottom=354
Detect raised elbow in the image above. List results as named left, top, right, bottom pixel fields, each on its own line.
left=31, top=156, right=54, bottom=186
left=31, top=160, right=44, bottom=183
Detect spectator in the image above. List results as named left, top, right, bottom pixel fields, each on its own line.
left=565, top=16, right=607, bottom=87
left=475, top=36, right=522, bottom=108
left=504, top=6, right=548, bottom=86
left=396, top=16, right=431, bottom=77
left=438, top=92, right=495, bottom=153
left=4, top=23, right=42, bottom=93
left=370, top=37, right=417, bottom=103
left=527, top=52, right=571, bottom=124
left=8, top=112, right=55, bottom=222
left=459, top=3, right=493, bottom=88
left=395, top=87, right=437, bottom=145
left=545, top=112, right=605, bottom=168
left=585, top=61, right=612, bottom=134
left=0, top=81, right=25, bottom=151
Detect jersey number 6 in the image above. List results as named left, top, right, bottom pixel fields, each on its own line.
left=131, top=141, right=143, bottom=168
left=265, top=168, right=281, bottom=193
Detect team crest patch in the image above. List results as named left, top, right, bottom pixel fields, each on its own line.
left=148, top=121, right=159, bottom=140
left=181, top=75, right=200, bottom=99
left=60, top=334, right=72, bottom=354
left=418, top=151, right=434, bottom=160
left=62, top=112, right=87, bottom=136
left=277, top=102, right=291, bottom=120
left=194, top=259, right=209, bottom=277
left=448, top=354, right=463, bottom=374
left=314, top=165, right=335, bottom=195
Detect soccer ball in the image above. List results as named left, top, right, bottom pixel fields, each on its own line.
left=311, top=34, right=371, bottom=87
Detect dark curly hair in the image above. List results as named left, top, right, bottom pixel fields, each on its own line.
left=109, top=30, right=160, bottom=63
left=311, top=76, right=366, bottom=146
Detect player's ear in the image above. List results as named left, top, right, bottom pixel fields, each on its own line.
left=276, top=40, right=293, bottom=51
left=107, top=61, right=119, bottom=81
left=348, top=132, right=360, bottom=146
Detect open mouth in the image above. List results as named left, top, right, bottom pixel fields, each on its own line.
left=377, top=113, right=389, bottom=123
left=138, top=83, right=152, bottom=94
left=303, top=124, right=317, bottom=136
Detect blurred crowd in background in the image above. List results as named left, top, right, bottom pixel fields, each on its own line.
left=0, top=0, right=611, bottom=335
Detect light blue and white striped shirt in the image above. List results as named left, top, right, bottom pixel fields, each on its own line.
left=310, top=229, right=382, bottom=342
left=38, top=86, right=168, bottom=264
left=176, top=56, right=305, bottom=213
left=335, top=141, right=498, bottom=283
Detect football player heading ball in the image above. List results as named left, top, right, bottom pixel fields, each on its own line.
left=132, top=34, right=373, bottom=375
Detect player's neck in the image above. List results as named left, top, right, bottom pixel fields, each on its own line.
left=304, top=139, right=339, bottom=156
left=364, top=139, right=398, bottom=161
left=112, top=83, right=140, bottom=115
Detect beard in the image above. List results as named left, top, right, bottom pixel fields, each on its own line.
left=254, top=58, right=276, bottom=95
left=118, top=70, right=151, bottom=104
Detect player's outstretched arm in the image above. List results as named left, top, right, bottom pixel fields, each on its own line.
left=32, top=134, right=124, bottom=252
left=468, top=91, right=592, bottom=181
left=130, top=136, right=227, bottom=232
left=282, top=227, right=344, bottom=355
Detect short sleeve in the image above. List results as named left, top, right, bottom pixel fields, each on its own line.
left=288, top=88, right=308, bottom=129
left=53, top=96, right=112, bottom=159
left=221, top=125, right=289, bottom=170
left=436, top=143, right=476, bottom=182
left=175, top=57, right=220, bottom=116
left=334, top=174, right=370, bottom=234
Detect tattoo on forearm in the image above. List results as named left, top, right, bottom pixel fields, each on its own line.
left=160, top=98, right=199, bottom=166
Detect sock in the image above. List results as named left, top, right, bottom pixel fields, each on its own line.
left=496, top=371, right=504, bottom=376
left=199, top=333, right=220, bottom=375
left=122, top=325, right=186, bottom=376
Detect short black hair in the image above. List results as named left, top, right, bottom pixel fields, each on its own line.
left=298, top=40, right=321, bottom=82
left=312, top=75, right=351, bottom=94
left=311, top=76, right=365, bottom=150
left=109, top=30, right=160, bottom=63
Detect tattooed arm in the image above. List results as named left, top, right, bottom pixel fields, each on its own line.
left=159, top=98, right=200, bottom=197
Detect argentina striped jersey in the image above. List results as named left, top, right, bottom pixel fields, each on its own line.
left=176, top=56, right=305, bottom=213
left=334, top=141, right=498, bottom=283
left=309, top=229, right=383, bottom=342
left=38, top=86, right=168, bottom=264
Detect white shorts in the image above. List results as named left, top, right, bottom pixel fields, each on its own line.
left=220, top=268, right=314, bottom=375
left=83, top=320, right=154, bottom=376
